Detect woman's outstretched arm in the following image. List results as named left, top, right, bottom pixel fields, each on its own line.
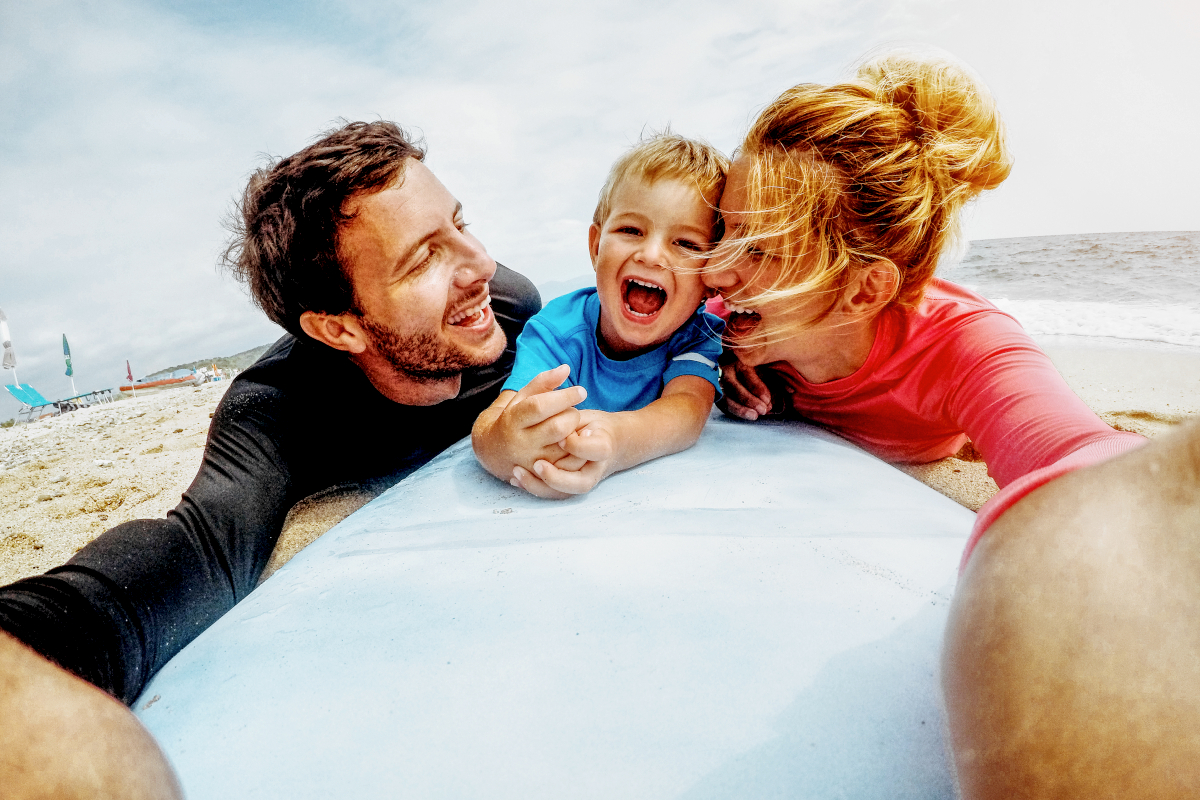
left=942, top=417, right=1200, bottom=798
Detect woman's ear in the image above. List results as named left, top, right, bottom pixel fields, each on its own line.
left=843, top=259, right=900, bottom=316
left=298, top=310, right=369, bottom=354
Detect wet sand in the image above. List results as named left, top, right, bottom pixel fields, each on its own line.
left=2, top=339, right=1197, bottom=586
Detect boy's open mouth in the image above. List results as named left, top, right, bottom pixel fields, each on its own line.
left=623, top=278, right=667, bottom=318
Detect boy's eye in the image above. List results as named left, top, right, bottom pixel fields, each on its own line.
left=455, top=218, right=470, bottom=232
left=675, top=239, right=706, bottom=253
left=615, top=225, right=642, bottom=236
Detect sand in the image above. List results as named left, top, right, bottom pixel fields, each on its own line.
left=2, top=339, right=1197, bottom=587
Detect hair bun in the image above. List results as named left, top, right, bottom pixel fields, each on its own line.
left=856, top=51, right=1012, bottom=193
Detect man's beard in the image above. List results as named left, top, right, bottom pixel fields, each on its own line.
left=358, top=315, right=502, bottom=384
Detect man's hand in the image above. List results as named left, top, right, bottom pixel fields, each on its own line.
left=717, top=357, right=774, bottom=421
left=471, top=365, right=587, bottom=486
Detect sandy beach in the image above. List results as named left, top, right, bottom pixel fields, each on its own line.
left=2, top=339, right=1197, bottom=588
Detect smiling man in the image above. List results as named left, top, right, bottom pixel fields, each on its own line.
left=0, top=121, right=540, bottom=798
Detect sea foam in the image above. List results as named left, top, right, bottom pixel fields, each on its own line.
left=943, top=231, right=1199, bottom=349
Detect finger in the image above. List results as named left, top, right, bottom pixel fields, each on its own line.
left=561, top=427, right=612, bottom=462
left=738, top=364, right=773, bottom=405
left=512, top=464, right=571, bottom=500
left=716, top=394, right=760, bottom=421
left=510, top=385, right=588, bottom=428
left=511, top=364, right=571, bottom=402
left=550, top=453, right=589, bottom=472
left=529, top=405, right=583, bottom=445
left=534, top=458, right=605, bottom=496
left=721, top=367, right=769, bottom=416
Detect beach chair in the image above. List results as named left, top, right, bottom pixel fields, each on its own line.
left=3, top=383, right=79, bottom=423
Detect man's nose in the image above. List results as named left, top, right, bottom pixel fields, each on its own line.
left=454, top=231, right=496, bottom=286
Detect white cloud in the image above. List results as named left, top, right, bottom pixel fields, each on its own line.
left=2, top=0, right=1196, bottom=421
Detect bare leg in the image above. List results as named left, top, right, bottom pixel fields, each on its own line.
left=0, top=632, right=183, bottom=800
left=943, top=419, right=1200, bottom=798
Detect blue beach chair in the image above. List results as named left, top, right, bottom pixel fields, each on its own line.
left=4, top=383, right=76, bottom=423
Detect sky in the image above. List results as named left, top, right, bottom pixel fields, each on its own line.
left=2, top=0, right=1197, bottom=421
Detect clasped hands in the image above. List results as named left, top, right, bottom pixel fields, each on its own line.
left=473, top=365, right=616, bottom=499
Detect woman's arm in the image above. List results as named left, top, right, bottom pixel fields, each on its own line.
left=511, top=374, right=716, bottom=498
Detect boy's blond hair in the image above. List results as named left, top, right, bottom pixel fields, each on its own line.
left=716, top=51, right=1013, bottom=349
left=593, top=131, right=730, bottom=231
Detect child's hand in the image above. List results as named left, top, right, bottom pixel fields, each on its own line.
left=512, top=411, right=615, bottom=497
left=471, top=365, right=587, bottom=487
left=717, top=357, right=775, bottom=421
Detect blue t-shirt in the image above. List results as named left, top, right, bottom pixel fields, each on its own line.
left=501, top=288, right=724, bottom=412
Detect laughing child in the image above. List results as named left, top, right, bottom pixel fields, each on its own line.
left=472, top=133, right=728, bottom=498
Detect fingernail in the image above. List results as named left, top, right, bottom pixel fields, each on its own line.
left=582, top=429, right=592, bottom=437
left=509, top=478, right=520, bottom=488
left=533, top=461, right=545, bottom=477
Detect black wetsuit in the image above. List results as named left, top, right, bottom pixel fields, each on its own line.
left=0, top=265, right=540, bottom=705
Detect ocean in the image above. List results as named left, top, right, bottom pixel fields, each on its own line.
left=941, top=231, right=1200, bottom=349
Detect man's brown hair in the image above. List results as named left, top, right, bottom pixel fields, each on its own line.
left=223, top=120, right=425, bottom=337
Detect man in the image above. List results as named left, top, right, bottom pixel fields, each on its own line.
left=0, top=121, right=541, bottom=797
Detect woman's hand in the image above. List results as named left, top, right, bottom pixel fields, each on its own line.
left=717, top=357, right=775, bottom=420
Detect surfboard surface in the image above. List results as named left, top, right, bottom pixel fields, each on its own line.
left=136, top=414, right=973, bottom=798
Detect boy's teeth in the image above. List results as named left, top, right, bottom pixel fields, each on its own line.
left=448, top=295, right=491, bottom=325
left=630, top=278, right=663, bottom=291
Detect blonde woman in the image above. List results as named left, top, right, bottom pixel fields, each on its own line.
left=704, top=52, right=1200, bottom=797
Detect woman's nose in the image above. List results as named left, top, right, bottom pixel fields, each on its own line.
left=703, top=262, right=737, bottom=290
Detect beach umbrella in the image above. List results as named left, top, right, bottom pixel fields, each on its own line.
left=0, top=307, right=17, bottom=386
left=126, top=359, right=136, bottom=397
left=63, top=334, right=77, bottom=397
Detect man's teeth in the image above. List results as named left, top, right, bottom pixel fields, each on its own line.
left=448, top=295, right=491, bottom=325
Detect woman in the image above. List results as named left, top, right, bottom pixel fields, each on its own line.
left=703, top=52, right=1200, bottom=797
left=702, top=52, right=1142, bottom=555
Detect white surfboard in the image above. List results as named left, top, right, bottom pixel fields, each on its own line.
left=136, top=414, right=973, bottom=799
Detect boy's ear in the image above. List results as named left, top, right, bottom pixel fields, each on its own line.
left=298, top=310, right=370, bottom=355
left=587, top=224, right=601, bottom=271
left=842, top=259, right=900, bottom=316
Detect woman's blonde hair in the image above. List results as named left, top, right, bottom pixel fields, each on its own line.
left=719, top=51, right=1012, bottom=346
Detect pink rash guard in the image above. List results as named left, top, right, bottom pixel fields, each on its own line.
left=715, top=279, right=1145, bottom=567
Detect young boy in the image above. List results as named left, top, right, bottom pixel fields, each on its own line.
left=472, top=133, right=728, bottom=498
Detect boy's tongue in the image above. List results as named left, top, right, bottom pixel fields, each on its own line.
left=625, top=280, right=666, bottom=316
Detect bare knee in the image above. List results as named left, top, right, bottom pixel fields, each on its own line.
left=0, top=631, right=183, bottom=800
left=943, top=420, right=1200, bottom=798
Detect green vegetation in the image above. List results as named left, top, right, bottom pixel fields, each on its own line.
left=145, top=343, right=273, bottom=381
left=1, top=419, right=13, bottom=429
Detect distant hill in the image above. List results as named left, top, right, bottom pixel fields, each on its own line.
left=146, top=343, right=273, bottom=380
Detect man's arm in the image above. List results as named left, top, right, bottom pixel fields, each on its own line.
left=0, top=372, right=298, bottom=704
left=512, top=374, right=715, bottom=498
left=0, top=630, right=183, bottom=799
